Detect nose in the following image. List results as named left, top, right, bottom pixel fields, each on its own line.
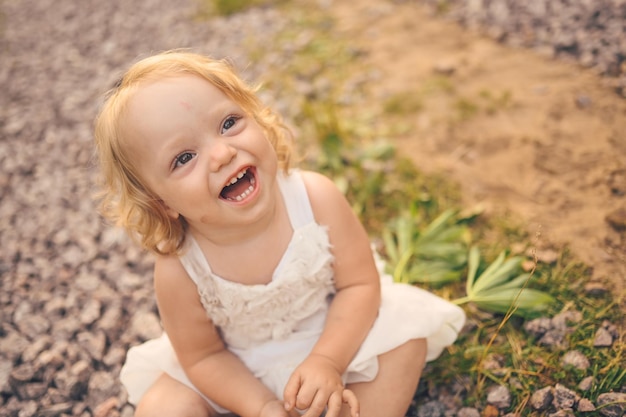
left=208, top=140, right=237, bottom=172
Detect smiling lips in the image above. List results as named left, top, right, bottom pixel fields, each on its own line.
left=220, top=167, right=257, bottom=202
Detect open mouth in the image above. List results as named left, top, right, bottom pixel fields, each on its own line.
left=220, top=167, right=257, bottom=202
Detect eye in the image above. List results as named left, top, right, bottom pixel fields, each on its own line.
left=173, top=151, right=196, bottom=169
left=221, top=115, right=241, bottom=134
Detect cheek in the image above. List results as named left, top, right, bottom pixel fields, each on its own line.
left=157, top=190, right=188, bottom=216
left=261, top=139, right=279, bottom=166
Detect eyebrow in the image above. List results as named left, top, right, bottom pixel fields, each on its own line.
left=159, top=134, right=192, bottom=169
left=156, top=97, right=245, bottom=168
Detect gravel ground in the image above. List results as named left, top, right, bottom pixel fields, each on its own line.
left=0, top=1, right=624, bottom=416
left=422, top=0, right=626, bottom=96
left=0, top=1, right=286, bottom=415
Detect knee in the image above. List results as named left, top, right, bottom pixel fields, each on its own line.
left=134, top=378, right=213, bottom=417
left=135, top=393, right=209, bottom=417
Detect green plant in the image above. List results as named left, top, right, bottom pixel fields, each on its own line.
left=215, top=0, right=251, bottom=15
left=197, top=0, right=285, bottom=17
left=381, top=209, right=554, bottom=316
left=454, top=246, right=554, bottom=317
left=383, top=209, right=470, bottom=285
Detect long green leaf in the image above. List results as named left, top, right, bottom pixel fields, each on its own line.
left=496, top=273, right=532, bottom=290
left=382, top=228, right=399, bottom=265
left=393, top=249, right=413, bottom=283
left=419, top=209, right=457, bottom=241
left=408, top=261, right=463, bottom=284
left=471, top=288, right=554, bottom=314
left=469, top=250, right=506, bottom=295
left=421, top=224, right=468, bottom=243
left=472, top=257, right=523, bottom=294
left=396, top=217, right=414, bottom=255
left=466, top=246, right=480, bottom=296
left=415, top=242, right=466, bottom=259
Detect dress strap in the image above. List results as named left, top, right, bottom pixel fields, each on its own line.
left=277, top=170, right=315, bottom=229
left=179, top=237, right=211, bottom=288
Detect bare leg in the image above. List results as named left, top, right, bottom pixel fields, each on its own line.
left=342, top=338, right=427, bottom=417
left=134, top=373, right=233, bottom=417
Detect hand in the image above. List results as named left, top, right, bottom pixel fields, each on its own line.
left=259, top=399, right=299, bottom=417
left=283, top=354, right=360, bottom=417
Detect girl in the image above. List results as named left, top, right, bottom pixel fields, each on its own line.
left=94, top=51, right=465, bottom=417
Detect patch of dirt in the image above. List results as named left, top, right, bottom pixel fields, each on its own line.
left=331, top=1, right=626, bottom=296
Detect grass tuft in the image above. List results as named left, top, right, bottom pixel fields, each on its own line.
left=197, top=0, right=284, bottom=17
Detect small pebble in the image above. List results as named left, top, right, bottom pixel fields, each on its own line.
left=553, top=384, right=579, bottom=410
left=578, top=376, right=594, bottom=392
left=561, top=350, right=590, bottom=370
left=575, top=95, right=592, bottom=109
left=487, top=385, right=512, bottom=409
left=577, top=398, right=596, bottom=412
left=530, top=386, right=554, bottom=411
left=593, top=327, right=614, bottom=347
left=596, top=392, right=626, bottom=417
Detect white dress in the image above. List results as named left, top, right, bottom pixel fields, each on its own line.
left=120, top=170, right=466, bottom=414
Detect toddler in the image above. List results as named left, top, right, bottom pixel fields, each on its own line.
left=94, top=50, right=465, bottom=417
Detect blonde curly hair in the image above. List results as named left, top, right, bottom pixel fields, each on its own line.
left=94, top=50, right=294, bottom=255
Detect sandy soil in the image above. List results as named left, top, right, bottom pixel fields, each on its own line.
left=330, top=1, right=626, bottom=297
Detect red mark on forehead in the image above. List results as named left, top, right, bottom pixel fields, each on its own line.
left=179, top=101, right=191, bottom=111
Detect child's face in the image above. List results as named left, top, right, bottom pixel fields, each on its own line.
left=122, top=75, right=280, bottom=236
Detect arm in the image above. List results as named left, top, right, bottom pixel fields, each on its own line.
left=283, top=171, right=381, bottom=417
left=154, top=256, right=296, bottom=417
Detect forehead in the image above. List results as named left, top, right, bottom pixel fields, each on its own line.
left=128, top=75, right=227, bottom=111
left=120, top=75, right=228, bottom=139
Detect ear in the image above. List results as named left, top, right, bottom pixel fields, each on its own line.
left=160, top=201, right=180, bottom=220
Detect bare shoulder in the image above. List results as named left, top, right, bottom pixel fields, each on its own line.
left=299, top=170, right=336, bottom=194
left=152, top=250, right=225, bottom=365
left=153, top=253, right=198, bottom=307
left=299, top=170, right=348, bottom=224
left=154, top=253, right=186, bottom=287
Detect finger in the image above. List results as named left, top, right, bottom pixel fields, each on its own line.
left=300, top=390, right=327, bottom=417
left=323, top=391, right=343, bottom=417
left=295, top=385, right=318, bottom=412
left=283, top=373, right=302, bottom=411
left=342, top=389, right=360, bottom=417
left=287, top=408, right=302, bottom=417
